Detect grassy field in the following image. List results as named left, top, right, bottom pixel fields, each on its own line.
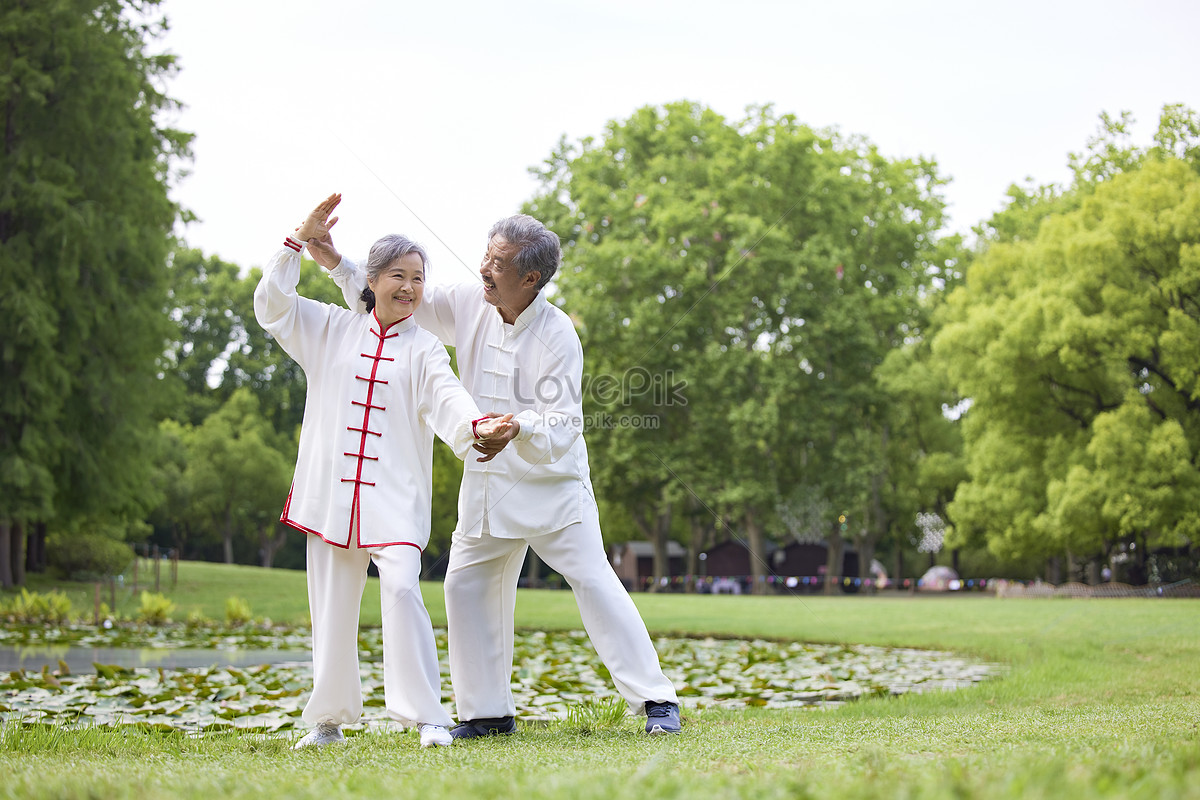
left=5, top=561, right=1200, bottom=799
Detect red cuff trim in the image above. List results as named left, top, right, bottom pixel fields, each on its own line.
left=472, top=416, right=490, bottom=440
left=284, top=237, right=304, bottom=252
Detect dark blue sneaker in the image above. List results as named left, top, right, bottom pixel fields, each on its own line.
left=449, top=716, right=517, bottom=740
left=644, top=701, right=681, bottom=734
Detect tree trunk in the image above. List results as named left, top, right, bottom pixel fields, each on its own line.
left=824, top=524, right=844, bottom=596
left=650, top=499, right=673, bottom=593
left=525, top=548, right=541, bottom=588
left=856, top=534, right=876, bottom=596
left=10, top=520, right=25, bottom=587
left=893, top=546, right=904, bottom=591
left=171, top=521, right=190, bottom=561
left=861, top=426, right=889, bottom=595
left=0, top=521, right=12, bottom=589
left=632, top=502, right=656, bottom=592
left=222, top=506, right=234, bottom=564
left=1045, top=555, right=1061, bottom=584
left=25, top=522, right=46, bottom=574
left=259, top=524, right=288, bottom=569
left=685, top=510, right=707, bottom=594
left=745, top=507, right=768, bottom=595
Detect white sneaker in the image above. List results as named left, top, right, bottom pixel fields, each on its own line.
left=293, top=721, right=344, bottom=750
left=418, top=723, right=453, bottom=748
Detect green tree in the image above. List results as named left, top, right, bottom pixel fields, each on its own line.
left=153, top=252, right=349, bottom=566
left=934, top=107, right=1200, bottom=580
left=874, top=331, right=968, bottom=581
left=160, top=248, right=245, bottom=425
left=159, top=248, right=345, bottom=433
left=227, top=262, right=346, bottom=435
left=527, top=102, right=952, bottom=593
left=0, top=0, right=189, bottom=587
left=183, top=389, right=292, bottom=566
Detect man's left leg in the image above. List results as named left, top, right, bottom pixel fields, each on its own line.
left=529, top=507, right=680, bottom=732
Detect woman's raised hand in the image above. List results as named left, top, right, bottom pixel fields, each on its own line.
left=294, top=193, right=341, bottom=243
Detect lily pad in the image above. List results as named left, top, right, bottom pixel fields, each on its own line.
left=0, top=628, right=1000, bottom=736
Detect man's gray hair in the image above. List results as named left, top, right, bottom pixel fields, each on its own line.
left=359, top=234, right=428, bottom=312
left=489, top=214, right=560, bottom=290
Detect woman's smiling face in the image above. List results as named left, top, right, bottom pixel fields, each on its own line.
left=368, top=252, right=424, bottom=326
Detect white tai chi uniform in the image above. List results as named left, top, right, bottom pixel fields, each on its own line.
left=255, top=238, right=483, bottom=729
left=330, top=261, right=678, bottom=720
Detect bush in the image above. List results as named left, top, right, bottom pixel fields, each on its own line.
left=0, top=588, right=73, bottom=625
left=136, top=591, right=175, bottom=625
left=185, top=609, right=210, bottom=629
left=47, top=532, right=133, bottom=580
left=224, top=596, right=253, bottom=626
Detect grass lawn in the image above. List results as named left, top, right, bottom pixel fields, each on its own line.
left=5, top=561, right=1200, bottom=799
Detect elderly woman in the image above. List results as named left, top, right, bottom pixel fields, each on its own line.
left=254, top=194, right=514, bottom=749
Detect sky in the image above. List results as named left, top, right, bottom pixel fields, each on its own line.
left=153, top=0, right=1200, bottom=286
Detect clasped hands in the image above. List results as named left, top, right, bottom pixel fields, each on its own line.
left=473, top=412, right=521, bottom=462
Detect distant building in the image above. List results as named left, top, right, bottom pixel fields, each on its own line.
left=610, top=537, right=862, bottom=593
left=609, top=540, right=685, bottom=590
left=772, top=541, right=860, bottom=593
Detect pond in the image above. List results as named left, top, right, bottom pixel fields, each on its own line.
left=0, top=644, right=306, bottom=673
left=0, top=627, right=999, bottom=735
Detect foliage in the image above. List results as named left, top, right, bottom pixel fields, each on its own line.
left=178, top=389, right=293, bottom=565
left=934, top=106, right=1200, bottom=573
left=159, top=248, right=247, bottom=426
left=426, top=438, right=463, bottom=571
left=135, top=591, right=175, bottom=626
left=224, top=596, right=253, bottom=627
left=0, top=0, right=191, bottom=588
left=46, top=529, right=134, bottom=580
left=0, top=588, right=72, bottom=625
left=151, top=251, right=359, bottom=568
left=526, top=102, right=956, bottom=590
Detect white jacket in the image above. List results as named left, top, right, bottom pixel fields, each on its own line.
left=329, top=259, right=596, bottom=539
left=255, top=243, right=481, bottom=549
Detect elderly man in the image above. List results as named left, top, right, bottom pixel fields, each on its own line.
left=306, top=202, right=681, bottom=737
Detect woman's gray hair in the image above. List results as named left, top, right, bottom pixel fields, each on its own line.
left=488, top=214, right=560, bottom=290
left=360, top=234, right=429, bottom=312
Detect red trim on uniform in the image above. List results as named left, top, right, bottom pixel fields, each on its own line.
left=278, top=318, right=428, bottom=552
left=346, top=425, right=382, bottom=437
left=472, top=416, right=491, bottom=440
left=280, top=515, right=424, bottom=552
left=284, top=237, right=303, bottom=252
left=343, top=318, right=407, bottom=548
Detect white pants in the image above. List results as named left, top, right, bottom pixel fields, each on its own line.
left=444, top=505, right=678, bottom=720
left=303, top=535, right=453, bottom=728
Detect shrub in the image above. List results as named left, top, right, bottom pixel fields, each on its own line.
left=185, top=609, right=210, bottom=629
left=224, top=596, right=253, bottom=626
left=0, top=588, right=73, bottom=625
left=47, top=532, right=133, bottom=580
left=136, top=591, right=175, bottom=625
